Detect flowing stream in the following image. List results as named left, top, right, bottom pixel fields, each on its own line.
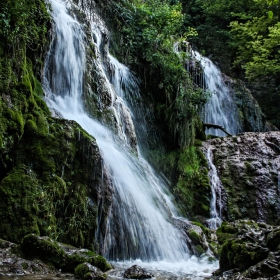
left=43, top=0, right=218, bottom=277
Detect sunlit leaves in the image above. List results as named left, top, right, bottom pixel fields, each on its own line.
left=267, top=10, right=274, bottom=18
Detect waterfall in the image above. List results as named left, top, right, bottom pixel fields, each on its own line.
left=187, top=50, right=241, bottom=136
left=43, top=0, right=218, bottom=276
left=203, top=145, right=223, bottom=230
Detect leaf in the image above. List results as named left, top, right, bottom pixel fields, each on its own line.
left=268, top=10, right=273, bottom=19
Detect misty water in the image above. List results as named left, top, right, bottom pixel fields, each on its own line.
left=42, top=0, right=219, bottom=278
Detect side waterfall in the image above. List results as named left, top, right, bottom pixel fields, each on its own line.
left=204, top=145, right=223, bottom=230
left=187, top=50, right=241, bottom=136
left=43, top=0, right=218, bottom=276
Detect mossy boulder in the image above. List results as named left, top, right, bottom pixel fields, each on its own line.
left=21, top=234, right=111, bottom=272
left=220, top=238, right=269, bottom=272
left=21, top=234, right=67, bottom=269
left=74, top=262, right=107, bottom=280
left=215, top=220, right=280, bottom=278
left=216, top=222, right=238, bottom=245
left=0, top=113, right=113, bottom=249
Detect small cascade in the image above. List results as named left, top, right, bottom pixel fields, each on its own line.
left=186, top=48, right=241, bottom=136
left=203, top=145, right=223, bottom=230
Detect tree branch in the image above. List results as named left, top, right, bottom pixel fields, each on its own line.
left=203, top=123, right=233, bottom=136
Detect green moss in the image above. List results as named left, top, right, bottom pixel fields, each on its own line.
left=216, top=222, right=238, bottom=246
left=22, top=234, right=66, bottom=268
left=188, top=229, right=201, bottom=244
left=191, top=221, right=210, bottom=235
left=220, top=238, right=269, bottom=272
left=75, top=263, right=90, bottom=279
left=195, top=245, right=205, bottom=256
left=25, top=119, right=38, bottom=134
left=91, top=255, right=112, bottom=272
left=74, top=262, right=108, bottom=280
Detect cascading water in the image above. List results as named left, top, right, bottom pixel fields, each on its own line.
left=188, top=50, right=241, bottom=136
left=203, top=145, right=223, bottom=230
left=43, top=0, right=218, bottom=277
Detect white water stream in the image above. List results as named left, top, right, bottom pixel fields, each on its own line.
left=189, top=51, right=241, bottom=136
left=204, top=146, right=223, bottom=230
left=43, top=0, right=218, bottom=277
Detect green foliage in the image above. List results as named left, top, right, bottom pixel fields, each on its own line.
left=108, top=0, right=207, bottom=148
left=182, top=0, right=280, bottom=126
left=230, top=19, right=280, bottom=79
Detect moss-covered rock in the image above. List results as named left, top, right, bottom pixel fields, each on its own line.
left=214, top=220, right=280, bottom=278
left=266, top=229, right=280, bottom=250
left=220, top=238, right=269, bottom=272
left=21, top=234, right=111, bottom=273
left=21, top=234, right=67, bottom=269
left=74, top=262, right=107, bottom=280
left=0, top=116, right=113, bottom=249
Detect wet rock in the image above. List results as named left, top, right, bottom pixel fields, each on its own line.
left=266, top=228, right=280, bottom=250
left=204, top=131, right=280, bottom=225
left=74, top=262, right=107, bottom=280
left=123, top=265, right=153, bottom=279
left=220, top=237, right=269, bottom=271
left=21, top=234, right=111, bottom=272
left=215, top=220, right=280, bottom=279
left=223, top=77, right=266, bottom=132
left=0, top=238, right=57, bottom=276
left=173, top=218, right=211, bottom=256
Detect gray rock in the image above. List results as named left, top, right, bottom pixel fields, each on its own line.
left=203, top=131, right=280, bottom=224
left=123, top=265, right=153, bottom=279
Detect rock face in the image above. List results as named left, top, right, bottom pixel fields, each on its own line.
left=0, top=238, right=58, bottom=276
left=123, top=265, right=153, bottom=279
left=223, top=76, right=267, bottom=133
left=0, top=116, right=113, bottom=250
left=215, top=220, right=280, bottom=279
left=21, top=234, right=112, bottom=273
left=204, top=131, right=280, bottom=225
